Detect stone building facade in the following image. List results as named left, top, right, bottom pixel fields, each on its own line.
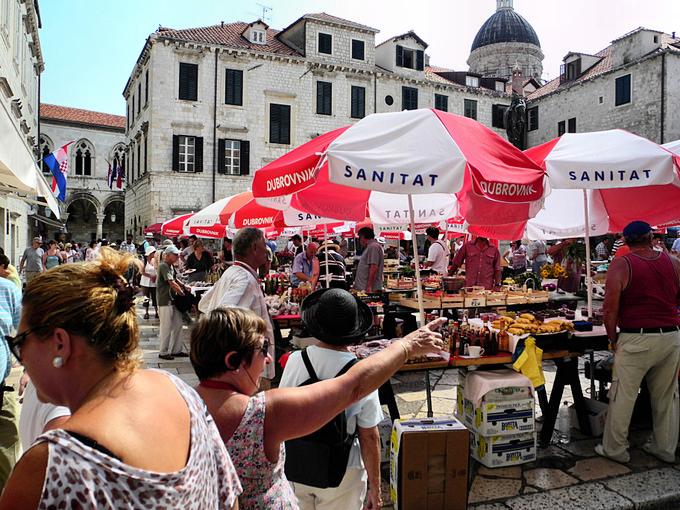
left=527, top=28, right=680, bottom=146
left=0, top=0, right=43, bottom=264
left=39, top=104, right=126, bottom=242
left=122, top=13, right=512, bottom=234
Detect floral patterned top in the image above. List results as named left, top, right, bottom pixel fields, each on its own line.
left=226, top=391, right=298, bottom=509
left=35, top=371, right=242, bottom=509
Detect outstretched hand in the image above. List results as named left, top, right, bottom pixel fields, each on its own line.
left=402, top=317, right=447, bottom=358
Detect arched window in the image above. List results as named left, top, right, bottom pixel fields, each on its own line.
left=39, top=135, right=53, bottom=175
left=73, top=139, right=95, bottom=176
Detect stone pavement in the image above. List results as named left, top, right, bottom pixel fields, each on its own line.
left=134, top=308, right=680, bottom=510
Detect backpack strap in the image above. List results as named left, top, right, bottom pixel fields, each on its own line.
left=301, top=348, right=319, bottom=383
left=335, top=358, right=358, bottom=378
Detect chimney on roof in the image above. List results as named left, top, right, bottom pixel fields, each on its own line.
left=221, top=21, right=224, bottom=28
left=673, top=31, right=676, bottom=39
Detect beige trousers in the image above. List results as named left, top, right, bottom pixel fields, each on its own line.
left=0, top=391, right=20, bottom=490
left=158, top=305, right=184, bottom=355
left=292, top=467, right=367, bottom=510
left=602, top=330, right=680, bottom=461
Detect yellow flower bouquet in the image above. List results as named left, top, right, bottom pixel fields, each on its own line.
left=540, top=262, right=566, bottom=279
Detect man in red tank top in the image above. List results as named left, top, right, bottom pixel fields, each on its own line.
left=596, top=221, right=680, bottom=464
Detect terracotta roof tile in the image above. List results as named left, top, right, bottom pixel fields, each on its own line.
left=528, top=46, right=611, bottom=101
left=40, top=104, right=125, bottom=129
left=156, top=22, right=300, bottom=56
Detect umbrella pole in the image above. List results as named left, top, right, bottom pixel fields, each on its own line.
left=408, top=194, right=425, bottom=325
left=583, top=189, right=593, bottom=317
left=323, top=223, right=330, bottom=288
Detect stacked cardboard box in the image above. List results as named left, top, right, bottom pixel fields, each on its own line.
left=455, top=370, right=537, bottom=468
left=389, top=417, right=469, bottom=510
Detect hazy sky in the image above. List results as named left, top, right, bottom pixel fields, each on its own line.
left=39, top=0, right=680, bottom=115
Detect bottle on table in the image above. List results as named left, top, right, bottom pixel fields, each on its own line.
left=498, top=322, right=510, bottom=352
left=553, top=401, right=571, bottom=445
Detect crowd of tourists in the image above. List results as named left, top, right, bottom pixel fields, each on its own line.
left=0, top=220, right=677, bottom=507
left=0, top=226, right=446, bottom=508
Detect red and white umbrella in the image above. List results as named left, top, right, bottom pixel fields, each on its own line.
left=253, top=109, right=547, bottom=319
left=253, top=109, right=546, bottom=229
left=524, top=130, right=680, bottom=238
left=523, top=130, right=680, bottom=314
left=161, top=213, right=194, bottom=237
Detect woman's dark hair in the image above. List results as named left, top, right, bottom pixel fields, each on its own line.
left=0, top=254, right=9, bottom=269
left=190, top=308, right=266, bottom=380
left=426, top=227, right=439, bottom=239
left=357, top=227, right=375, bottom=240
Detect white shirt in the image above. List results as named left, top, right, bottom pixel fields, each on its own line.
left=279, top=345, right=383, bottom=470
left=427, top=239, right=450, bottom=274
left=672, top=238, right=680, bottom=253
left=140, top=260, right=157, bottom=288
left=198, top=262, right=275, bottom=379
left=19, top=381, right=70, bottom=452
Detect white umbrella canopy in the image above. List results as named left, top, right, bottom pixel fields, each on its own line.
left=525, top=130, right=680, bottom=314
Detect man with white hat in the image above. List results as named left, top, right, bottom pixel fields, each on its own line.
left=156, top=245, right=188, bottom=360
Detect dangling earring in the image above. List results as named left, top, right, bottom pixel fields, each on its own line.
left=52, top=356, right=64, bottom=368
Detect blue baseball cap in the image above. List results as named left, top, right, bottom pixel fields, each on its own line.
left=623, top=221, right=652, bottom=239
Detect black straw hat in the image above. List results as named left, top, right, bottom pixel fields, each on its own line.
left=301, top=288, right=373, bottom=345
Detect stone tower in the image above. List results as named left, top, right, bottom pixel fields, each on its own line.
left=467, top=0, right=544, bottom=81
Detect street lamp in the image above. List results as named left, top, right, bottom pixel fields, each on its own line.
left=110, top=213, right=117, bottom=222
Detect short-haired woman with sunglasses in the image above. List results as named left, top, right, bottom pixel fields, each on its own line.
left=190, top=305, right=446, bottom=509
left=0, top=248, right=241, bottom=510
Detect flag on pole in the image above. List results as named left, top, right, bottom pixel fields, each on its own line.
left=116, top=157, right=124, bottom=189
left=44, top=142, right=73, bottom=202
left=108, top=157, right=118, bottom=189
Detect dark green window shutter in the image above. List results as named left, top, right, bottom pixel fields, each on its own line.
left=416, top=50, right=424, bottom=71
left=239, top=140, right=250, bottom=175
left=225, top=69, right=243, bottom=105
left=270, top=104, right=291, bottom=144
left=318, top=33, right=332, bottom=54
left=351, top=86, right=366, bottom=119
left=172, top=135, right=180, bottom=171
left=434, top=94, right=448, bottom=112
left=351, top=40, right=365, bottom=60
left=396, top=45, right=404, bottom=67
left=217, top=139, right=226, bottom=174
left=402, top=87, right=418, bottom=110
left=316, top=81, right=332, bottom=115
left=179, top=63, right=198, bottom=101
left=194, top=137, right=203, bottom=172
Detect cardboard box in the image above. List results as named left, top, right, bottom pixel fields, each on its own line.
left=470, top=430, right=537, bottom=467
left=570, top=398, right=608, bottom=437
left=456, top=387, right=535, bottom=436
left=390, top=417, right=469, bottom=510
left=458, top=372, right=532, bottom=403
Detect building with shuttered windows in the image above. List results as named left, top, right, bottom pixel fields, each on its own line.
left=122, top=13, right=512, bottom=235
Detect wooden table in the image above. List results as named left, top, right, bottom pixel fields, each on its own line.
left=394, top=349, right=593, bottom=447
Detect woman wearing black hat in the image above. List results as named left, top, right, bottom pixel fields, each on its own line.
left=190, top=292, right=446, bottom=509
left=279, top=288, right=382, bottom=509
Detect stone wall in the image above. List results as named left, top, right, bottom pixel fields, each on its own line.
left=123, top=20, right=515, bottom=234
left=468, top=42, right=543, bottom=80
left=40, top=120, right=126, bottom=241
left=528, top=52, right=680, bottom=146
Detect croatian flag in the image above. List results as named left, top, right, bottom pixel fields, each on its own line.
left=45, top=142, right=73, bottom=202
left=116, top=157, right=124, bottom=189
left=108, top=157, right=118, bottom=189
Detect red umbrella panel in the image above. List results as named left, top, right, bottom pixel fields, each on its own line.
left=253, top=109, right=546, bottom=235
left=161, top=213, right=193, bottom=237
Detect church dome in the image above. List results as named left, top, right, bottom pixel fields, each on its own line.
left=471, top=6, right=540, bottom=51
